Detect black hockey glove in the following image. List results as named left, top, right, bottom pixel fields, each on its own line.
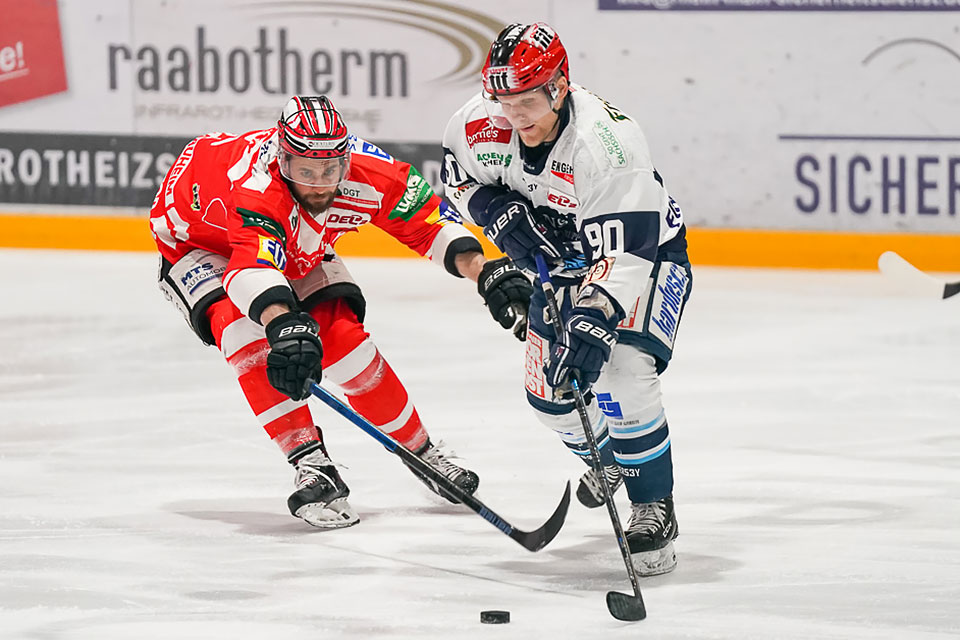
left=478, top=257, right=534, bottom=341
left=265, top=311, right=323, bottom=401
left=544, top=308, right=618, bottom=390
left=482, top=191, right=562, bottom=272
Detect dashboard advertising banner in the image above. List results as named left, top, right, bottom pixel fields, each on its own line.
left=1, top=0, right=958, bottom=240
left=0, top=0, right=67, bottom=109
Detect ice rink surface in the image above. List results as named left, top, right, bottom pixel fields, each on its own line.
left=1, top=249, right=958, bottom=640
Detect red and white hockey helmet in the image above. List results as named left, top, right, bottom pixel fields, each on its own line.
left=277, top=96, right=351, bottom=187
left=481, top=23, right=568, bottom=99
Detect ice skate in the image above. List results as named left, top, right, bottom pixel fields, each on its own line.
left=625, top=495, right=679, bottom=576
left=576, top=463, right=624, bottom=508
left=287, top=447, right=359, bottom=529
left=405, top=440, right=479, bottom=504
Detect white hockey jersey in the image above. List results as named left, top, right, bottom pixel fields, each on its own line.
left=441, top=84, right=687, bottom=316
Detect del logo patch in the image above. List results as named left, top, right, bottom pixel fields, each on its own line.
left=256, top=236, right=287, bottom=270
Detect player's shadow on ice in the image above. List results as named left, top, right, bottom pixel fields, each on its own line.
left=489, top=533, right=740, bottom=590
left=173, top=507, right=308, bottom=537
left=170, top=498, right=468, bottom=538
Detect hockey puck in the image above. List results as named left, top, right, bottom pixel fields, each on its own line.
left=480, top=610, right=510, bottom=624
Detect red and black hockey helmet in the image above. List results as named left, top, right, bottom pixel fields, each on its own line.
left=277, top=95, right=349, bottom=159
left=481, top=23, right=569, bottom=99
left=277, top=96, right=351, bottom=187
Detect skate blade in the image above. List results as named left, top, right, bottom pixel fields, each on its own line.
left=295, top=497, right=360, bottom=529
left=630, top=541, right=677, bottom=576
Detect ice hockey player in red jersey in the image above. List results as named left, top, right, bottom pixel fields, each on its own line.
left=149, top=95, right=533, bottom=529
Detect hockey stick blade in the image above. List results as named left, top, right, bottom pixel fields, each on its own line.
left=308, top=382, right=571, bottom=552
left=502, top=479, right=570, bottom=551
left=535, top=254, right=648, bottom=621
left=606, top=591, right=647, bottom=622
left=878, top=251, right=960, bottom=299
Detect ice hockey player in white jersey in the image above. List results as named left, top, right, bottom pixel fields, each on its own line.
left=442, top=23, right=692, bottom=575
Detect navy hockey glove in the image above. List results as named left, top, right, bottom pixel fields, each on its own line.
left=478, top=257, right=534, bottom=341
left=482, top=191, right=562, bottom=272
left=545, top=308, right=618, bottom=390
left=265, top=311, right=323, bottom=401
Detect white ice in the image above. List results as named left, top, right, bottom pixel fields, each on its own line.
left=1, top=249, right=958, bottom=639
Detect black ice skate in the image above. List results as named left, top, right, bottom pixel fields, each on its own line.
left=576, top=464, right=624, bottom=508
left=287, top=444, right=359, bottom=529
left=404, top=440, right=479, bottom=504
left=625, top=495, right=679, bottom=576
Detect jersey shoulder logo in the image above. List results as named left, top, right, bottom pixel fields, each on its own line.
left=350, top=136, right=394, bottom=163
left=190, top=183, right=201, bottom=211
left=389, top=166, right=433, bottom=221
left=256, top=235, right=287, bottom=270
left=592, top=120, right=628, bottom=168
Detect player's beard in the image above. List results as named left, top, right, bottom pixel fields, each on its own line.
left=290, top=187, right=337, bottom=216
left=297, top=191, right=336, bottom=215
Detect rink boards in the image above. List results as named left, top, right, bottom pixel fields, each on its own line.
left=1, top=212, right=958, bottom=271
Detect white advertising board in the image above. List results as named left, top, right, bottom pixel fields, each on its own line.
left=2, top=0, right=959, bottom=232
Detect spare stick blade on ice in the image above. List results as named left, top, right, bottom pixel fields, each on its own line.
left=878, top=251, right=960, bottom=300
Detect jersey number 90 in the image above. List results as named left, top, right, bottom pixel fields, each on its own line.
left=582, top=219, right=624, bottom=258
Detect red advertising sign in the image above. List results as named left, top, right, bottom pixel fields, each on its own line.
left=0, top=0, right=67, bottom=108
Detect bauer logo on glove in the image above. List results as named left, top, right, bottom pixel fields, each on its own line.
left=572, top=318, right=617, bottom=347
left=477, top=257, right=533, bottom=342
left=544, top=309, right=619, bottom=389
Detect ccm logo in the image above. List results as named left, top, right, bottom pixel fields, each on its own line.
left=327, top=213, right=371, bottom=226
left=547, top=192, right=578, bottom=209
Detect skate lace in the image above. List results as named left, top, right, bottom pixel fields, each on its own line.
left=628, top=501, right=668, bottom=534
left=419, top=441, right=468, bottom=481
left=583, top=465, right=622, bottom=496
left=294, top=451, right=344, bottom=489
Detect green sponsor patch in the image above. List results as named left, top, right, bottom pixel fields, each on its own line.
left=476, top=151, right=512, bottom=167
left=593, top=121, right=627, bottom=168
left=238, top=208, right=287, bottom=245
left=389, top=166, right=433, bottom=221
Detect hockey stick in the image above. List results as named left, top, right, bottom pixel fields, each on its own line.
left=308, top=382, right=571, bottom=552
left=878, top=251, right=960, bottom=299
left=534, top=254, right=647, bottom=622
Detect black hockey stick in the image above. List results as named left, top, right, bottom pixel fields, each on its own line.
left=309, top=382, right=571, bottom=552
left=878, top=251, right=960, bottom=299
left=534, top=254, right=647, bottom=622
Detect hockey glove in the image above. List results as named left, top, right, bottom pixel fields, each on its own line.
left=265, top=311, right=324, bottom=401
left=545, top=308, right=618, bottom=390
left=478, top=257, right=534, bottom=341
left=482, top=191, right=562, bottom=272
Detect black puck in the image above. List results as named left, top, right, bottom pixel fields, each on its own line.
left=480, top=610, right=510, bottom=624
